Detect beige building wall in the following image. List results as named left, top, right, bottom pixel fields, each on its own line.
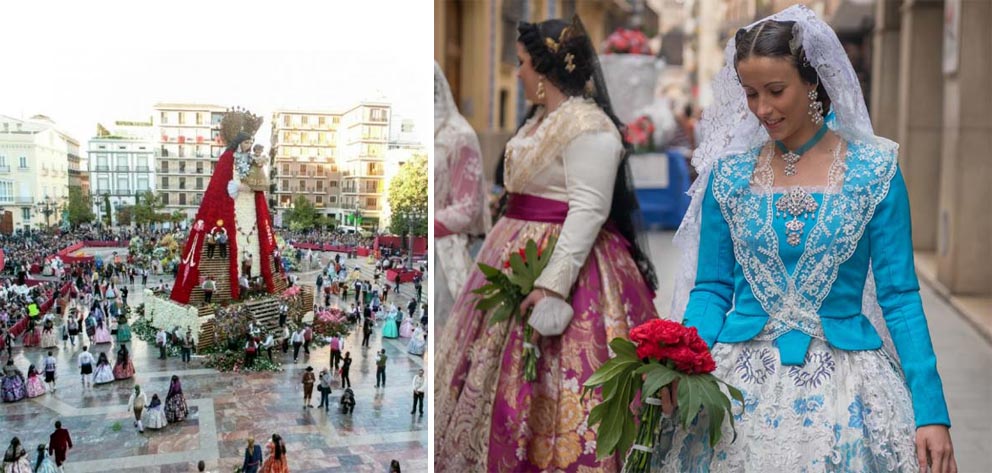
left=153, top=103, right=228, bottom=222
left=872, top=0, right=992, bottom=305
left=270, top=110, right=343, bottom=223
left=0, top=116, right=76, bottom=230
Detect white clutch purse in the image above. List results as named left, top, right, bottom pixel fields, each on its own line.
left=527, top=296, right=574, bottom=337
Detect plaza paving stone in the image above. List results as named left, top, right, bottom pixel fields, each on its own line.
left=1, top=247, right=427, bottom=472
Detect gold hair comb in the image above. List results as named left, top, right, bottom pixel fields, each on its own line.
left=564, top=53, right=576, bottom=73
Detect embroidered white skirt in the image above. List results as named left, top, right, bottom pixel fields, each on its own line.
left=652, top=338, right=920, bottom=472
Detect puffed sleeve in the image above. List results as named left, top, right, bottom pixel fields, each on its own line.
left=533, top=131, right=622, bottom=297
left=682, top=172, right=735, bottom=347
left=870, top=168, right=950, bottom=428
left=436, top=141, right=486, bottom=238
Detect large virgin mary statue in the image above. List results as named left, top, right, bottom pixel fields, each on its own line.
left=170, top=107, right=283, bottom=303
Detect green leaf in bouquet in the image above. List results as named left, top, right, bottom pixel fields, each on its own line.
left=698, top=379, right=730, bottom=447
left=474, top=294, right=504, bottom=312
left=477, top=262, right=504, bottom=279
left=637, top=363, right=680, bottom=398
left=488, top=301, right=515, bottom=326
left=525, top=239, right=541, bottom=273
left=470, top=282, right=498, bottom=295
left=508, top=252, right=533, bottom=286
left=588, top=394, right=610, bottom=427
left=608, top=337, right=639, bottom=361
left=507, top=272, right=533, bottom=294
left=676, top=375, right=705, bottom=432
left=596, top=372, right=633, bottom=459
left=534, top=235, right=557, bottom=274
left=583, top=356, right=639, bottom=392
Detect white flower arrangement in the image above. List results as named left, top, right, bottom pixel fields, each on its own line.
left=144, top=290, right=202, bottom=344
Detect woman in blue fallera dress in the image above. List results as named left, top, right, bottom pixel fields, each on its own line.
left=656, top=6, right=957, bottom=472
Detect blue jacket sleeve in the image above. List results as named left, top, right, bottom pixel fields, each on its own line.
left=870, top=168, right=950, bottom=428
left=682, top=172, right=735, bottom=347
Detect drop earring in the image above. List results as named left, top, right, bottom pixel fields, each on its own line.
left=808, top=88, right=824, bottom=125
left=536, top=79, right=546, bottom=100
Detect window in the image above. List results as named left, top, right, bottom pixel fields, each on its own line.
left=318, top=116, right=326, bottom=126
left=179, top=177, right=186, bottom=190
left=316, top=181, right=323, bottom=192
left=370, top=108, right=387, bottom=122
left=179, top=193, right=186, bottom=205
left=178, top=112, right=186, bottom=125
left=281, top=180, right=289, bottom=191
left=329, top=180, right=338, bottom=188
left=0, top=181, right=11, bottom=201
left=301, top=116, right=308, bottom=125
left=161, top=177, right=169, bottom=189
left=160, top=112, right=168, bottom=124
left=196, top=113, right=203, bottom=125
left=0, top=156, right=6, bottom=167
left=98, top=177, right=110, bottom=192
left=160, top=161, right=169, bottom=173
left=316, top=195, right=323, bottom=205
left=22, top=208, right=30, bottom=220
left=365, top=197, right=378, bottom=208
left=333, top=117, right=340, bottom=124
left=179, top=162, right=186, bottom=173
left=283, top=115, right=291, bottom=126
left=329, top=196, right=337, bottom=203
left=117, top=155, right=128, bottom=170
left=299, top=180, right=305, bottom=190
left=19, top=157, right=27, bottom=169
left=317, top=166, right=324, bottom=176
left=117, top=176, right=129, bottom=194
left=178, top=145, right=186, bottom=158
left=137, top=177, right=149, bottom=191
left=161, top=193, right=170, bottom=205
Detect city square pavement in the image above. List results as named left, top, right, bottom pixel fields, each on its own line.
left=0, top=247, right=427, bottom=473
left=643, top=231, right=992, bottom=473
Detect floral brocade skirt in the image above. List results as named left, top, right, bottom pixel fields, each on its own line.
left=435, top=215, right=658, bottom=472
left=652, top=338, right=919, bottom=472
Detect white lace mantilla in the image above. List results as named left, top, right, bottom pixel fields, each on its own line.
left=710, top=141, right=897, bottom=340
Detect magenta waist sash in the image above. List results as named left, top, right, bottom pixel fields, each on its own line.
left=505, top=193, right=569, bottom=223
left=505, top=193, right=625, bottom=243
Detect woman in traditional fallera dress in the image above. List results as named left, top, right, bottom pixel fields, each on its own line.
left=21, top=319, right=40, bottom=347
left=2, top=437, right=29, bottom=473
left=93, top=317, right=112, bottom=345
left=1, top=360, right=27, bottom=403
left=39, top=319, right=58, bottom=348
left=260, top=434, right=288, bottom=473
left=116, top=313, right=132, bottom=343
left=653, top=6, right=957, bottom=472
left=435, top=17, right=660, bottom=472
left=165, top=375, right=189, bottom=423
left=433, top=62, right=492, bottom=333
left=24, top=365, right=46, bottom=398
left=92, top=352, right=115, bottom=384
left=382, top=308, right=399, bottom=339
left=31, top=444, right=59, bottom=473
left=113, top=344, right=135, bottom=380
left=142, top=394, right=168, bottom=430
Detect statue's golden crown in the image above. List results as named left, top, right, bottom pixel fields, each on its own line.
left=220, top=106, right=264, bottom=144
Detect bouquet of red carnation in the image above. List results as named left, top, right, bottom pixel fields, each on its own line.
left=625, top=115, right=656, bottom=152
left=604, top=27, right=653, bottom=55
left=473, top=236, right=557, bottom=382
left=583, top=319, right=742, bottom=472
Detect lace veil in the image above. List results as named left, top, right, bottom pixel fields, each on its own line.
left=434, top=61, right=491, bottom=237
left=669, top=5, right=902, bottom=366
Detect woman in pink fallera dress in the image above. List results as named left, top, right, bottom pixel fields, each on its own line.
left=24, top=365, right=47, bottom=398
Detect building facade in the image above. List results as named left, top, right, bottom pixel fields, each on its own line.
left=435, top=0, right=659, bottom=184
left=0, top=115, right=77, bottom=231
left=153, top=103, right=228, bottom=221
left=87, top=120, right=156, bottom=225
left=381, top=116, right=427, bottom=230
left=339, top=102, right=390, bottom=230
left=869, top=0, right=992, bottom=318
left=269, top=109, right=344, bottom=224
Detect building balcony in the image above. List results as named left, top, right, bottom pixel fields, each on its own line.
left=116, top=166, right=130, bottom=172
left=15, top=197, right=33, bottom=205
left=95, top=165, right=110, bottom=172
left=0, top=165, right=9, bottom=173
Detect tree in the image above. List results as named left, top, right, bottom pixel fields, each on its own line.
left=102, top=193, right=112, bottom=227
left=168, top=210, right=186, bottom=227
left=133, top=191, right=166, bottom=228
left=386, top=152, right=428, bottom=236
left=66, top=186, right=95, bottom=228
left=116, top=205, right=133, bottom=226
left=286, top=196, right=320, bottom=231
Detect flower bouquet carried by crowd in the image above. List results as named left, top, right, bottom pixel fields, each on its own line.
left=604, top=28, right=653, bottom=55
left=583, top=319, right=742, bottom=472
left=472, top=236, right=557, bottom=382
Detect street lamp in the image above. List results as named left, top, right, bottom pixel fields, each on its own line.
left=34, top=195, right=64, bottom=227
left=398, top=210, right=424, bottom=270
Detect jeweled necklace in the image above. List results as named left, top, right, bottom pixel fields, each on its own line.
left=774, top=123, right=829, bottom=176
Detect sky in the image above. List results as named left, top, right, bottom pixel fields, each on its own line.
left=0, top=0, right=434, bottom=158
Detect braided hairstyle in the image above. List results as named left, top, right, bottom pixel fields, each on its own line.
left=494, top=17, right=659, bottom=291
left=733, top=20, right=832, bottom=117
